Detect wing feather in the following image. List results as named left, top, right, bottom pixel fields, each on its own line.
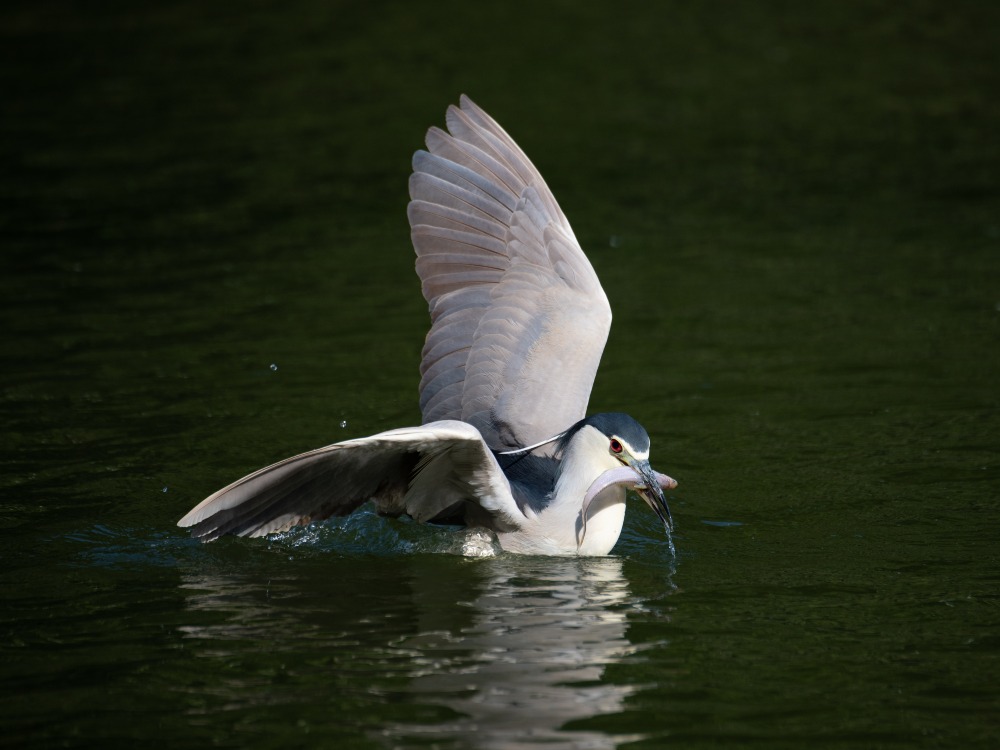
left=408, top=173, right=510, bottom=224
left=410, top=100, right=611, bottom=450
left=178, top=422, right=522, bottom=541
left=407, top=200, right=507, bottom=238
left=446, top=96, right=572, bottom=230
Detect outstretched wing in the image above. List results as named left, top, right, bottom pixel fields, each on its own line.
left=177, top=421, right=522, bottom=542
left=409, top=96, right=612, bottom=452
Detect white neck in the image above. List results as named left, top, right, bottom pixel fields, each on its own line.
left=497, top=426, right=626, bottom=556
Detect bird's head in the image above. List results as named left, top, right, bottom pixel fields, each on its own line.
left=558, top=413, right=677, bottom=538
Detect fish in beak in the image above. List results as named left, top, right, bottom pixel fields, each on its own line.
left=579, top=462, right=677, bottom=546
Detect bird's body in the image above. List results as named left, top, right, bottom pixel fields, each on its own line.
left=178, top=96, right=677, bottom=556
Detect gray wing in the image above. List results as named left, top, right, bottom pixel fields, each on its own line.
left=408, top=96, right=612, bottom=452
left=177, top=421, right=523, bottom=542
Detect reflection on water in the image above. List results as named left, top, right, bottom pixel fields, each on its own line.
left=387, top=557, right=644, bottom=749
left=178, top=555, right=663, bottom=748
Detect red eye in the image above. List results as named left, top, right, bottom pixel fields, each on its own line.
left=610, top=439, right=623, bottom=454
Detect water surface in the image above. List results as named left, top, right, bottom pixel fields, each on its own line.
left=2, top=1, right=999, bottom=747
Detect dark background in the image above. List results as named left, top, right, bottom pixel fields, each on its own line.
left=3, top=1, right=999, bottom=747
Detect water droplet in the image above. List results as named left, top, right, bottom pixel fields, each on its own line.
left=340, top=420, right=347, bottom=428
left=161, top=487, right=168, bottom=493
left=609, top=235, right=620, bottom=248
left=270, top=363, right=278, bottom=371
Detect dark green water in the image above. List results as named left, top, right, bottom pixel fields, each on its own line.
left=3, top=1, right=999, bottom=747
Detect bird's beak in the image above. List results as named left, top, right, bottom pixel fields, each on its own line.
left=578, top=461, right=678, bottom=547
left=631, top=458, right=675, bottom=534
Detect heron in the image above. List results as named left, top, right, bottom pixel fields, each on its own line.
left=178, top=96, right=678, bottom=556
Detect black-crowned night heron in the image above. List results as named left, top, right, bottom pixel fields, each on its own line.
left=178, top=96, right=678, bottom=555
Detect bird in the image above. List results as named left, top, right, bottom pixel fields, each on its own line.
left=178, top=95, right=678, bottom=556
